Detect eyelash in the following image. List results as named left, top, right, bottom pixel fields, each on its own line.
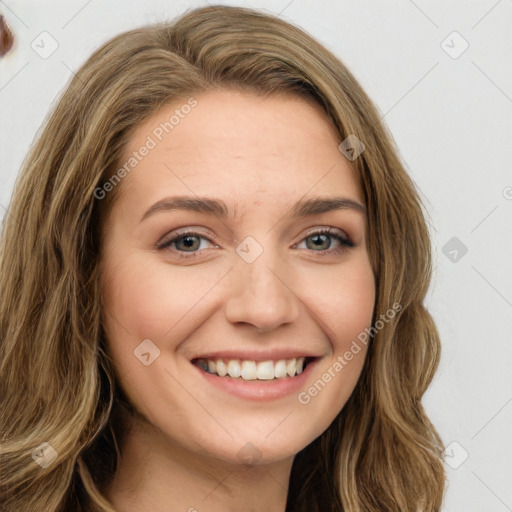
left=156, top=227, right=355, bottom=259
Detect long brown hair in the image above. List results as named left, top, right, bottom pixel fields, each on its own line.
left=0, top=5, right=446, bottom=511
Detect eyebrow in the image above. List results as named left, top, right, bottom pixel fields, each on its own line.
left=140, top=195, right=366, bottom=223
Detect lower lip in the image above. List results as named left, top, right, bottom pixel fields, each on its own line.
left=192, top=360, right=318, bottom=402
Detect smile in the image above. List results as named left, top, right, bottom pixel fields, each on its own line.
left=193, top=357, right=312, bottom=380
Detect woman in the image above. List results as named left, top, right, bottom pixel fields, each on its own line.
left=0, top=5, right=446, bottom=511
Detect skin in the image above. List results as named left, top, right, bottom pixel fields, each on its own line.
left=100, top=89, right=375, bottom=512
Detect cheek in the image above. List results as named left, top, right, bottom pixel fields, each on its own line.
left=302, top=256, right=376, bottom=350
left=104, top=256, right=202, bottom=333
left=293, top=256, right=374, bottom=423
left=100, top=253, right=228, bottom=367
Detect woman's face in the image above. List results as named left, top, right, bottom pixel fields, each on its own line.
left=100, top=89, right=375, bottom=466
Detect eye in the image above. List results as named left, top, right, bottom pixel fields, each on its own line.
left=156, top=226, right=355, bottom=258
left=295, top=227, right=354, bottom=255
left=156, top=229, right=216, bottom=255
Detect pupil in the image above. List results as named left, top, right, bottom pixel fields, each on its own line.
left=308, top=234, right=330, bottom=250
left=179, top=236, right=199, bottom=251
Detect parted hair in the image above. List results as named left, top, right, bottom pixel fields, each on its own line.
left=0, top=5, right=446, bottom=511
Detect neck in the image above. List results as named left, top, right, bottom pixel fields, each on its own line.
left=105, top=411, right=292, bottom=512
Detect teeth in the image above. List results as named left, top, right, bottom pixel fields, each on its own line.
left=256, top=361, right=274, bottom=380
left=274, top=360, right=287, bottom=379
left=227, top=360, right=241, bottom=378
left=216, top=359, right=227, bottom=377
left=241, top=361, right=257, bottom=380
left=286, top=358, right=296, bottom=377
left=196, top=357, right=307, bottom=380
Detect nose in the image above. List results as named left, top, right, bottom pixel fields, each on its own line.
left=224, top=251, right=300, bottom=333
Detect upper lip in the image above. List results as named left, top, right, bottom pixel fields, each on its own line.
left=190, top=349, right=323, bottom=362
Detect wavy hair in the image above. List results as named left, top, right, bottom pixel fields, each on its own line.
left=0, top=5, right=446, bottom=511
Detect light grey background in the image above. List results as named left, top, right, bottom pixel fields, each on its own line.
left=1, top=1, right=511, bottom=510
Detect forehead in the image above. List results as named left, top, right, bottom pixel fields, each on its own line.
left=115, top=89, right=363, bottom=217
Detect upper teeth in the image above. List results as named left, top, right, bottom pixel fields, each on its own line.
left=196, top=358, right=305, bottom=380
